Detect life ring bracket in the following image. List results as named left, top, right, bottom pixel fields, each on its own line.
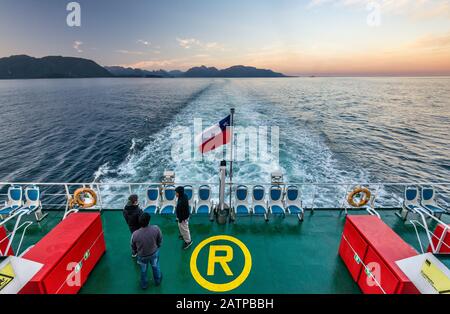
left=347, top=187, right=371, bottom=208
left=69, top=187, right=97, bottom=209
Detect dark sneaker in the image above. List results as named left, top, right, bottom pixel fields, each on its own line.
left=132, top=253, right=137, bottom=258
left=155, top=274, right=163, bottom=286
left=183, top=241, right=193, bottom=250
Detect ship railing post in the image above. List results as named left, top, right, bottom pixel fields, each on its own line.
left=341, top=184, right=351, bottom=215
left=228, top=108, right=235, bottom=212
left=311, top=184, right=317, bottom=212
left=436, top=225, right=448, bottom=253
left=64, top=184, right=70, bottom=217
left=414, top=206, right=436, bottom=253
left=219, top=160, right=227, bottom=211
left=15, top=220, right=33, bottom=256
left=96, top=183, right=103, bottom=212
left=4, top=209, right=28, bottom=255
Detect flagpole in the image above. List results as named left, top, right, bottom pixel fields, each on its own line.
left=229, top=108, right=235, bottom=208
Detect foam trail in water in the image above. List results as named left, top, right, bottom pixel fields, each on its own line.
left=96, top=80, right=381, bottom=208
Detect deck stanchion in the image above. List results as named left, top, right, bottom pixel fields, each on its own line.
left=228, top=108, right=235, bottom=212
left=311, top=185, right=317, bottom=211
left=96, top=183, right=103, bottom=212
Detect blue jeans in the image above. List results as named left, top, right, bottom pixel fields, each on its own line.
left=137, top=249, right=162, bottom=288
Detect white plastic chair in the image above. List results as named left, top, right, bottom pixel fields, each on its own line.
left=233, top=185, right=250, bottom=217
left=285, top=185, right=304, bottom=222
left=420, top=186, right=447, bottom=219
left=144, top=185, right=160, bottom=214
left=0, top=185, right=23, bottom=218
left=160, top=185, right=176, bottom=215
left=268, top=185, right=285, bottom=217
left=251, top=185, right=268, bottom=221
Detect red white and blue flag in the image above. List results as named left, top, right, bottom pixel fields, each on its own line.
left=197, top=115, right=231, bottom=153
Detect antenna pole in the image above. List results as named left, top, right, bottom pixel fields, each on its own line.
left=229, top=108, right=235, bottom=208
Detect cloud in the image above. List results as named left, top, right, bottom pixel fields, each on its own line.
left=176, top=38, right=224, bottom=50
left=176, top=38, right=201, bottom=49
left=410, top=32, right=450, bottom=50
left=116, top=49, right=145, bottom=55
left=306, top=0, right=450, bottom=20
left=73, top=41, right=83, bottom=53
left=122, top=53, right=214, bottom=70
left=137, top=39, right=151, bottom=46
left=411, top=1, right=450, bottom=19
left=124, top=59, right=176, bottom=69
left=307, top=0, right=333, bottom=8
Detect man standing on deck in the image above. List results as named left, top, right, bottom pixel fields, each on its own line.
left=131, top=213, right=163, bottom=289
left=175, top=186, right=193, bottom=250
left=123, top=194, right=143, bottom=236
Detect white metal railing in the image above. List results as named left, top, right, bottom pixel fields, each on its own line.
left=0, top=208, right=34, bottom=256
left=0, top=181, right=449, bottom=211
left=0, top=181, right=449, bottom=258
left=409, top=206, right=450, bottom=255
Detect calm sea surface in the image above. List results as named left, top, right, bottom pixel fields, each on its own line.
left=0, top=77, right=448, bottom=207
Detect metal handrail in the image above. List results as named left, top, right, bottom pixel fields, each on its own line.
left=409, top=205, right=450, bottom=254
left=0, top=220, right=34, bottom=256
left=15, top=220, right=33, bottom=256
left=410, top=219, right=450, bottom=254
left=1, top=181, right=450, bottom=186
left=0, top=181, right=449, bottom=211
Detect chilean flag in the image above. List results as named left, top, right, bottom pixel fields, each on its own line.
left=197, top=115, right=231, bottom=154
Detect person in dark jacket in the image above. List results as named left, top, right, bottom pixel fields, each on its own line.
left=131, top=213, right=162, bottom=289
left=123, top=194, right=143, bottom=234
left=175, top=186, right=193, bottom=250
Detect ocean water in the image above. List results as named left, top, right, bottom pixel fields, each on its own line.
left=0, top=77, right=449, bottom=208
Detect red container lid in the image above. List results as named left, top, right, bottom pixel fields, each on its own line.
left=23, top=213, right=100, bottom=281
left=347, top=215, right=418, bottom=280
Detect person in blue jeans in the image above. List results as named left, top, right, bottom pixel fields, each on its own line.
left=131, top=213, right=163, bottom=289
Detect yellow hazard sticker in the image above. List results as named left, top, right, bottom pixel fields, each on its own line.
left=0, top=263, right=15, bottom=291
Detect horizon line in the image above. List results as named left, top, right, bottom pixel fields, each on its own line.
left=2, top=54, right=450, bottom=78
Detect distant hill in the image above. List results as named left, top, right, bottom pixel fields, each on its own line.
left=104, top=66, right=164, bottom=78
left=108, top=65, right=287, bottom=78
left=0, top=55, right=112, bottom=79
left=184, top=66, right=221, bottom=77
left=217, top=65, right=285, bottom=78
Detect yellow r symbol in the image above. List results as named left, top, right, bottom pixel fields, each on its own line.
left=207, top=245, right=234, bottom=276
left=190, top=235, right=252, bottom=292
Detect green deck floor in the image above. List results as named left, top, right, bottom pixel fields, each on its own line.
left=5, top=209, right=450, bottom=294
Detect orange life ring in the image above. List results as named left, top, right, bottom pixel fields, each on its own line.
left=347, top=187, right=371, bottom=208
left=69, top=188, right=97, bottom=209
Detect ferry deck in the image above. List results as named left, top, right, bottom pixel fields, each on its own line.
left=1, top=176, right=449, bottom=294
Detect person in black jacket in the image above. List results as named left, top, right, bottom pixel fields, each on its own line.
left=123, top=195, right=144, bottom=254
left=123, top=194, right=143, bottom=233
left=175, top=186, right=193, bottom=250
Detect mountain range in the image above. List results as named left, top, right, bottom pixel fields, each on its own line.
left=0, top=55, right=287, bottom=79
left=105, top=65, right=286, bottom=78
left=0, top=55, right=112, bottom=79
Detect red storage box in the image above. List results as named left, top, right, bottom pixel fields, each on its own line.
left=358, top=246, right=402, bottom=294
left=428, top=224, right=450, bottom=254
left=20, top=213, right=105, bottom=294
left=339, top=215, right=419, bottom=294
left=0, top=225, right=14, bottom=256
left=339, top=219, right=368, bottom=281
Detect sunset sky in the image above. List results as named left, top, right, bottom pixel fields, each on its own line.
left=0, top=0, right=449, bottom=75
